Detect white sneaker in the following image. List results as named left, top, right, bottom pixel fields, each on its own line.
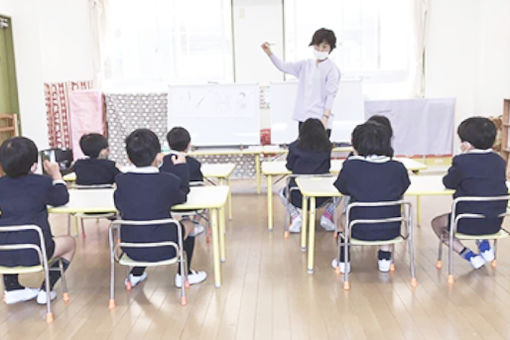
left=480, top=248, right=495, bottom=262
left=331, top=258, right=351, bottom=273
left=320, top=215, right=336, bottom=231
left=288, top=216, right=302, bottom=233
left=189, top=224, right=205, bottom=237
left=3, top=288, right=39, bottom=304
left=378, top=259, right=392, bottom=272
left=36, top=290, right=57, bottom=304
left=175, top=269, right=207, bottom=288
left=125, top=272, right=147, bottom=288
left=469, top=255, right=486, bottom=269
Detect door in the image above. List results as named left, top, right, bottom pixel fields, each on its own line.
left=0, top=15, right=20, bottom=144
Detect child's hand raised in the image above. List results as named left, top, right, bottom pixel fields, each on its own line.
left=43, top=160, right=62, bottom=181
left=171, top=152, right=186, bottom=165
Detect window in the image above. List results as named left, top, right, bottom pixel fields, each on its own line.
left=103, top=0, right=233, bottom=89
left=284, top=0, right=419, bottom=98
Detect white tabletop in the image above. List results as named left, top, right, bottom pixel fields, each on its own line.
left=64, top=163, right=236, bottom=182
left=262, top=157, right=427, bottom=176
left=295, top=175, right=460, bottom=198
left=49, top=186, right=229, bottom=214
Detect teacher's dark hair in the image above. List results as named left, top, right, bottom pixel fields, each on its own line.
left=298, top=118, right=332, bottom=153
left=352, top=121, right=393, bottom=157
left=309, top=28, right=337, bottom=52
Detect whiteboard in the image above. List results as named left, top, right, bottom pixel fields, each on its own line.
left=269, top=80, right=364, bottom=144
left=167, top=84, right=260, bottom=146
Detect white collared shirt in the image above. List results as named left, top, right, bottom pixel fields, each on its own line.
left=348, top=154, right=391, bottom=163
left=127, top=166, right=159, bottom=174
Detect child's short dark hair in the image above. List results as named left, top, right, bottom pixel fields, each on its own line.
left=79, top=133, right=108, bottom=158
left=0, top=137, right=38, bottom=178
left=309, top=28, right=337, bottom=52
left=125, top=129, right=161, bottom=167
left=167, top=127, right=191, bottom=152
left=352, top=121, right=393, bottom=157
left=457, top=117, right=497, bottom=149
left=298, top=118, right=332, bottom=152
left=368, top=115, right=393, bottom=138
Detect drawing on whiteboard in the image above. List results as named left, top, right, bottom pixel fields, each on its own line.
left=167, top=84, right=260, bottom=146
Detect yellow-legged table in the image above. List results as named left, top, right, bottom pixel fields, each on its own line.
left=263, top=158, right=427, bottom=231
left=64, top=163, right=236, bottom=219
left=295, top=175, right=461, bottom=274
left=48, top=186, right=229, bottom=287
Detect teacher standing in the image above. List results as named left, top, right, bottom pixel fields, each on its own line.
left=262, top=28, right=340, bottom=137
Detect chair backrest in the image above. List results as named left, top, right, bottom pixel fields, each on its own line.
left=450, top=195, right=510, bottom=232
left=345, top=200, right=412, bottom=236
left=0, top=225, right=47, bottom=269
left=108, top=219, right=183, bottom=262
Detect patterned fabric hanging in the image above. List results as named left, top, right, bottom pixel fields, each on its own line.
left=44, top=81, right=93, bottom=149
left=105, top=93, right=168, bottom=166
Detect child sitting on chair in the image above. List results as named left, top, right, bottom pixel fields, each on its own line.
left=332, top=121, right=410, bottom=273
left=71, top=133, right=120, bottom=185
left=431, top=117, right=508, bottom=269
left=0, top=137, right=75, bottom=304
left=161, top=127, right=205, bottom=236
left=280, top=118, right=340, bottom=233
left=114, top=129, right=206, bottom=288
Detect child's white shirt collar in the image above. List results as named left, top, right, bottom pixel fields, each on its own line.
left=466, top=148, right=493, bottom=154
left=348, top=154, right=391, bottom=163
left=127, top=166, right=159, bottom=174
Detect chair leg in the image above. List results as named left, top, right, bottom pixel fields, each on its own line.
left=390, top=244, right=396, bottom=272
left=447, top=238, right=454, bottom=284
left=491, top=239, right=498, bottom=268
left=409, top=236, right=417, bottom=288
left=59, top=259, right=70, bottom=303
left=334, top=234, right=343, bottom=275
left=80, top=218, right=86, bottom=238
left=436, top=240, right=443, bottom=269
left=108, top=249, right=116, bottom=309
left=180, top=248, right=187, bottom=306
left=43, top=262, right=54, bottom=323
left=343, top=239, right=350, bottom=290
left=67, top=214, right=71, bottom=236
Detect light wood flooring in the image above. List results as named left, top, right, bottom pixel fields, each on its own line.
left=2, top=180, right=510, bottom=339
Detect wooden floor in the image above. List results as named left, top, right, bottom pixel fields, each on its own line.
left=2, top=180, right=510, bottom=339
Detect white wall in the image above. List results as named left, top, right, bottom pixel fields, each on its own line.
left=233, top=0, right=284, bottom=83
left=0, top=0, right=93, bottom=148
left=425, top=0, right=510, bottom=126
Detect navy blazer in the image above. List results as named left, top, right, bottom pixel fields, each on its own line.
left=443, top=151, right=508, bottom=234
left=334, top=156, right=410, bottom=241
left=160, top=154, right=203, bottom=182
left=286, top=140, right=331, bottom=208
left=0, top=174, right=69, bottom=266
left=114, top=164, right=190, bottom=262
left=71, top=158, right=120, bottom=185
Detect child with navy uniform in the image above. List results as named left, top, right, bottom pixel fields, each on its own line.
left=161, top=127, right=206, bottom=236
left=280, top=118, right=340, bottom=233
left=71, top=133, right=120, bottom=185
left=431, top=117, right=508, bottom=269
left=0, top=137, right=76, bottom=304
left=114, top=129, right=206, bottom=288
left=332, top=121, right=410, bottom=273
left=161, top=127, right=203, bottom=182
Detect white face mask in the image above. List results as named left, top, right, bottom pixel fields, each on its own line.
left=313, top=49, right=329, bottom=61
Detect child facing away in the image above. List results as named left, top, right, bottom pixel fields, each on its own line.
left=332, top=121, right=410, bottom=273
left=0, top=137, right=76, bottom=304
left=431, top=117, right=508, bottom=269
left=114, top=129, right=206, bottom=288
left=71, top=133, right=120, bottom=185
left=161, top=127, right=203, bottom=182
left=160, top=127, right=205, bottom=236
left=280, top=118, right=341, bottom=233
